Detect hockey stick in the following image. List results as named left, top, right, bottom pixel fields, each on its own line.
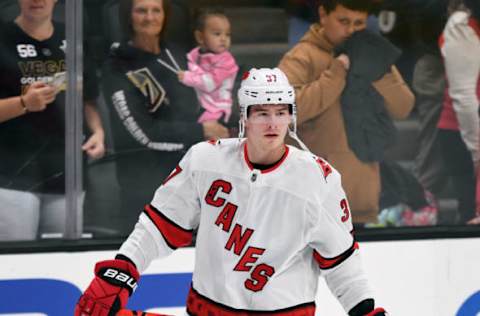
left=117, top=309, right=171, bottom=316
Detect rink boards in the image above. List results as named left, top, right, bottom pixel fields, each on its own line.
left=0, top=238, right=479, bottom=316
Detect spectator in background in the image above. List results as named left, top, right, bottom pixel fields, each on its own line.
left=0, top=0, right=105, bottom=241
left=284, top=0, right=319, bottom=47
left=412, top=41, right=448, bottom=200
left=178, top=8, right=239, bottom=124
left=381, top=0, right=450, bottom=202
left=284, top=0, right=382, bottom=48
left=279, top=0, right=414, bottom=225
left=437, top=0, right=480, bottom=224
left=101, top=0, right=229, bottom=235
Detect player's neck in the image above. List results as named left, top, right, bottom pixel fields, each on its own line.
left=131, top=34, right=161, bottom=54
left=246, top=140, right=286, bottom=165
left=15, top=16, right=53, bottom=41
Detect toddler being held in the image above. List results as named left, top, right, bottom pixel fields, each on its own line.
left=178, top=9, right=239, bottom=123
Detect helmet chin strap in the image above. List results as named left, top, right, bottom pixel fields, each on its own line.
left=238, top=117, right=246, bottom=138
left=288, top=129, right=310, bottom=153
left=288, top=114, right=310, bottom=152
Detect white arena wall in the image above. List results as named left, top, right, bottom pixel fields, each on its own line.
left=0, top=238, right=479, bottom=316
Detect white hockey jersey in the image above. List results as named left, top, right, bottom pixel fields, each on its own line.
left=119, top=138, right=373, bottom=315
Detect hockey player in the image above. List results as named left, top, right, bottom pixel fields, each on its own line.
left=75, top=68, right=387, bottom=316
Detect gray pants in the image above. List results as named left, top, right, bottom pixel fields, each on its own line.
left=412, top=53, right=449, bottom=195
left=0, top=188, right=83, bottom=241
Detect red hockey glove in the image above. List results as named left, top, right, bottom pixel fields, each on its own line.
left=75, top=259, right=140, bottom=316
left=365, top=307, right=387, bottom=316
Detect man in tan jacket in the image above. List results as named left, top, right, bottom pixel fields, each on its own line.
left=279, top=0, right=415, bottom=224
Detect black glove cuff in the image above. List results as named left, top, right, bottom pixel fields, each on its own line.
left=349, top=298, right=375, bottom=316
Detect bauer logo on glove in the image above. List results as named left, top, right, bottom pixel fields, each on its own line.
left=101, top=268, right=138, bottom=292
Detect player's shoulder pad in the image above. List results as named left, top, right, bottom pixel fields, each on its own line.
left=194, top=138, right=238, bottom=154
left=303, top=152, right=336, bottom=182
left=189, top=139, right=238, bottom=169
left=198, top=138, right=230, bottom=149
left=207, top=138, right=240, bottom=146
left=190, top=139, right=221, bottom=150
left=314, top=156, right=337, bottom=182
left=206, top=138, right=221, bottom=146
left=288, top=146, right=339, bottom=182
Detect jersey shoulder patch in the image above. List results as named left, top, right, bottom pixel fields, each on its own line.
left=207, top=139, right=221, bottom=146
left=313, top=156, right=333, bottom=180
left=203, top=138, right=241, bottom=149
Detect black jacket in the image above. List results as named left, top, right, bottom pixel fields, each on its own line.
left=337, top=29, right=402, bottom=162
left=101, top=42, right=204, bottom=191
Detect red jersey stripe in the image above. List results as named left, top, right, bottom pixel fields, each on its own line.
left=186, top=286, right=316, bottom=316
left=313, top=241, right=358, bottom=270
left=162, top=165, right=183, bottom=185
left=144, top=204, right=193, bottom=249
left=243, top=142, right=290, bottom=174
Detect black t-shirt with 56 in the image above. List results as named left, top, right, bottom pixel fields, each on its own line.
left=0, top=21, right=97, bottom=193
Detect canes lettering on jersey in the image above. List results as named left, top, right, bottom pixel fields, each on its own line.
left=215, top=202, right=237, bottom=232
left=205, top=179, right=276, bottom=292
left=205, top=179, right=232, bottom=207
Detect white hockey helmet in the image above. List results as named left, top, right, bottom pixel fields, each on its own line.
left=237, top=67, right=310, bottom=151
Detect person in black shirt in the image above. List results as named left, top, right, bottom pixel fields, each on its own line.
left=101, top=0, right=229, bottom=235
left=0, top=0, right=105, bottom=241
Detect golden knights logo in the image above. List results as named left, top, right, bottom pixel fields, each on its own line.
left=126, top=67, right=168, bottom=113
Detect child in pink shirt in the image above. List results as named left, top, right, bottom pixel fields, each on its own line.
left=178, top=9, right=239, bottom=123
